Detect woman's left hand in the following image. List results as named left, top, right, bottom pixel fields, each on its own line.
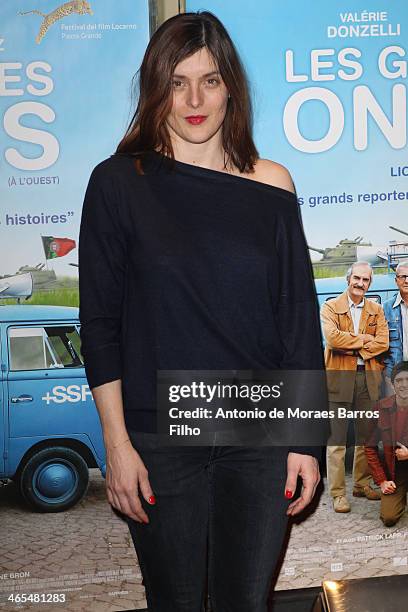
left=285, top=452, right=320, bottom=516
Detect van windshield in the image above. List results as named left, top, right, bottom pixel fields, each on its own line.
left=8, top=325, right=84, bottom=371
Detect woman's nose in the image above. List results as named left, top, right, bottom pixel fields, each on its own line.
left=186, top=84, right=203, bottom=108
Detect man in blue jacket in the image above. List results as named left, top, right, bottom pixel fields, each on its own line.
left=383, top=263, right=408, bottom=394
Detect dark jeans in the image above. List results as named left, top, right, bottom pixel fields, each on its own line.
left=125, top=432, right=291, bottom=612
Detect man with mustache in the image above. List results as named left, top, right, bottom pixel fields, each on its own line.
left=321, top=261, right=389, bottom=512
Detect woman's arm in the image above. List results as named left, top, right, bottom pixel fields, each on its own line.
left=272, top=176, right=329, bottom=458
left=78, top=161, right=154, bottom=522
left=266, top=164, right=328, bottom=514
left=92, top=380, right=154, bottom=523
left=78, top=162, right=126, bottom=389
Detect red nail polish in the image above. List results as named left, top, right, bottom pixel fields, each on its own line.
left=285, top=490, right=293, bottom=499
left=148, top=495, right=156, bottom=504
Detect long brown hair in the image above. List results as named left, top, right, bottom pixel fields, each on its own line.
left=116, top=11, right=258, bottom=173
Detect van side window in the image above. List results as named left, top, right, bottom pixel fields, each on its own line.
left=8, top=326, right=83, bottom=371
left=366, top=294, right=381, bottom=304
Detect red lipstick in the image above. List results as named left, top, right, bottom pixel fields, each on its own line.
left=185, top=116, right=207, bottom=125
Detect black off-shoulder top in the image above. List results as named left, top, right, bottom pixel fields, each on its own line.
left=78, top=151, right=326, bottom=456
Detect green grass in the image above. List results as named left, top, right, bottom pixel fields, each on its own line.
left=1, top=267, right=392, bottom=308
left=1, top=287, right=79, bottom=307
left=312, top=265, right=389, bottom=279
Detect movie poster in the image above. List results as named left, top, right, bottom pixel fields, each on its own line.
left=2, top=0, right=408, bottom=609
left=0, top=1, right=150, bottom=610
left=186, top=0, right=408, bottom=590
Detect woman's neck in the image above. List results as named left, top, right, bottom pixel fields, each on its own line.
left=170, top=139, right=234, bottom=173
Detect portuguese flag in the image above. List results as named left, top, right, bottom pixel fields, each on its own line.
left=42, top=236, right=76, bottom=259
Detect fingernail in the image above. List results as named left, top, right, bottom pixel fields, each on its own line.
left=148, top=495, right=156, bottom=505
left=285, top=490, right=293, bottom=499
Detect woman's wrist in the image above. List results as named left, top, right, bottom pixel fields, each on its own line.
left=288, top=446, right=322, bottom=460
left=105, top=436, right=131, bottom=452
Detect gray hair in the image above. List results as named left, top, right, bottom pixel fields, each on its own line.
left=395, top=261, right=408, bottom=274
left=346, top=261, right=373, bottom=282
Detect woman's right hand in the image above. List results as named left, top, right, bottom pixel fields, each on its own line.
left=106, top=441, right=155, bottom=523
left=380, top=480, right=396, bottom=495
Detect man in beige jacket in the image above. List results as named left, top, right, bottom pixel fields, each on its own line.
left=321, top=261, right=389, bottom=512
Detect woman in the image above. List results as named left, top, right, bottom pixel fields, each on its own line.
left=78, top=11, right=325, bottom=612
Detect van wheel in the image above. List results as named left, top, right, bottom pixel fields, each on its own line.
left=19, top=447, right=89, bottom=512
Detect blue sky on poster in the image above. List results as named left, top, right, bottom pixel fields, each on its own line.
left=1, top=1, right=407, bottom=277
left=187, top=0, right=407, bottom=258
left=1, top=0, right=149, bottom=277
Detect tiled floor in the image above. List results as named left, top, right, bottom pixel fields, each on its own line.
left=0, top=470, right=146, bottom=611
left=277, top=477, right=408, bottom=590
left=1, top=469, right=407, bottom=611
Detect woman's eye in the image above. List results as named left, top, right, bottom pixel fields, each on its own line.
left=172, top=78, right=220, bottom=88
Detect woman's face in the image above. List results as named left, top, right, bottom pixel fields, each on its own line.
left=166, top=47, right=229, bottom=146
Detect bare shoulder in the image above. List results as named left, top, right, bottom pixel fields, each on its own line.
left=250, top=158, right=296, bottom=194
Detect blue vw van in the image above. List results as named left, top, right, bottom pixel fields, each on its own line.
left=0, top=304, right=106, bottom=512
